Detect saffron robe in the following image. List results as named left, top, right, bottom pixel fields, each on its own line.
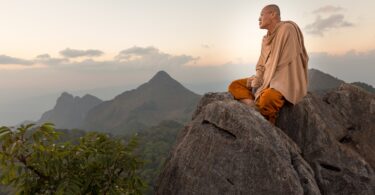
left=252, top=21, right=308, bottom=105
left=228, top=78, right=285, bottom=124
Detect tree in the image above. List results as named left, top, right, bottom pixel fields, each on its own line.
left=0, top=123, right=145, bottom=194
left=134, top=120, right=182, bottom=194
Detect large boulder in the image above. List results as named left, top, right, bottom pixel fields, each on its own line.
left=156, top=93, right=320, bottom=195
left=277, top=84, right=375, bottom=194
left=157, top=84, right=375, bottom=194
left=324, top=84, right=375, bottom=168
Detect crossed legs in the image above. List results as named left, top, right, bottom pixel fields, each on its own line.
left=228, top=78, right=285, bottom=124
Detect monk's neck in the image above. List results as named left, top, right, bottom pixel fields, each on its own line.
left=267, top=21, right=282, bottom=35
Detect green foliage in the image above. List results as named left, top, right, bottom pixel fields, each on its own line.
left=0, top=123, right=145, bottom=194
left=134, top=120, right=183, bottom=194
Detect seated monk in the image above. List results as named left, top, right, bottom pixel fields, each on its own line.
left=228, top=4, right=308, bottom=124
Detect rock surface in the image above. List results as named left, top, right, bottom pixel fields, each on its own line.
left=157, top=93, right=320, bottom=195
left=157, top=84, right=375, bottom=195
left=277, top=84, right=375, bottom=194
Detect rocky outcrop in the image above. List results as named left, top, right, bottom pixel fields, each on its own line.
left=324, top=84, right=375, bottom=167
left=277, top=84, right=375, bottom=194
left=157, top=93, right=320, bottom=194
left=156, top=84, right=375, bottom=194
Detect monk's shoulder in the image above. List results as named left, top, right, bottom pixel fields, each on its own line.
left=279, top=22, right=295, bottom=32
left=278, top=21, right=298, bottom=35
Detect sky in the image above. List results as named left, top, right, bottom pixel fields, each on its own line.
left=0, top=0, right=375, bottom=124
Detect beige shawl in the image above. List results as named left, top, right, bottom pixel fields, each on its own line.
left=253, top=21, right=308, bottom=105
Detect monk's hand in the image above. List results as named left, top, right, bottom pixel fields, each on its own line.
left=246, top=76, right=255, bottom=89
left=251, top=76, right=263, bottom=88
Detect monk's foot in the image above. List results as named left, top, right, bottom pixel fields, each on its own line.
left=240, top=99, right=256, bottom=108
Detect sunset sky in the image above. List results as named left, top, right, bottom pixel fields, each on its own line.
left=1, top=0, right=375, bottom=124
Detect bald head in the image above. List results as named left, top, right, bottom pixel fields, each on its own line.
left=264, top=4, right=281, bottom=20
left=259, top=4, right=281, bottom=31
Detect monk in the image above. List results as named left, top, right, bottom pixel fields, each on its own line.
left=228, top=4, right=308, bottom=124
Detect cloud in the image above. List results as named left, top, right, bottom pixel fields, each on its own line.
left=312, top=5, right=344, bottom=14
left=0, top=46, right=198, bottom=71
left=309, top=49, right=375, bottom=85
left=306, top=5, right=353, bottom=36
left=116, top=46, right=159, bottom=61
left=115, top=46, right=199, bottom=68
left=59, top=48, right=104, bottom=58
left=36, top=54, right=51, bottom=59
left=0, top=55, right=34, bottom=65
left=35, top=53, right=69, bottom=65
left=201, top=44, right=210, bottom=49
left=305, top=14, right=354, bottom=36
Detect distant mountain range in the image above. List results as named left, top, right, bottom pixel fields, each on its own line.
left=38, top=93, right=102, bottom=129
left=33, top=69, right=374, bottom=135
left=37, top=71, right=201, bottom=134
left=308, top=68, right=374, bottom=95
left=351, top=82, right=375, bottom=93
left=84, top=71, right=201, bottom=134
left=308, top=68, right=345, bottom=93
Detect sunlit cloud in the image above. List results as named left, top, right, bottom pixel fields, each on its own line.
left=114, top=46, right=199, bottom=68
left=59, top=48, right=104, bottom=58
left=306, top=5, right=354, bottom=36
left=305, top=14, right=354, bottom=36
left=0, top=55, right=33, bottom=66
left=0, top=46, right=199, bottom=71
left=201, top=44, right=210, bottom=49
left=312, top=5, right=344, bottom=14
left=35, top=53, right=69, bottom=66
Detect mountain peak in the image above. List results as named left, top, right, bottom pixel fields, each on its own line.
left=141, top=70, right=185, bottom=90
left=57, top=92, right=74, bottom=105
left=60, top=92, right=73, bottom=98
left=308, top=68, right=344, bottom=93
left=82, top=94, right=102, bottom=101
left=148, top=70, right=174, bottom=82
left=85, top=70, right=201, bottom=134
left=39, top=92, right=102, bottom=129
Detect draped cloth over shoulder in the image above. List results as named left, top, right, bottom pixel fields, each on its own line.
left=254, top=21, right=308, bottom=105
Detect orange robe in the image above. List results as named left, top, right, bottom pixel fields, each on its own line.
left=228, top=21, right=307, bottom=124
left=252, top=21, right=308, bottom=105
left=228, top=78, right=284, bottom=124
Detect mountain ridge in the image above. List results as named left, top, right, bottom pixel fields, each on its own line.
left=38, top=92, right=102, bottom=129
left=34, top=69, right=373, bottom=134
left=84, top=71, right=201, bottom=134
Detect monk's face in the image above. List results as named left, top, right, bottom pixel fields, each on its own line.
left=259, top=7, right=276, bottom=30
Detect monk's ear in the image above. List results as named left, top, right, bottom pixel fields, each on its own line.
left=270, top=11, right=277, bottom=19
